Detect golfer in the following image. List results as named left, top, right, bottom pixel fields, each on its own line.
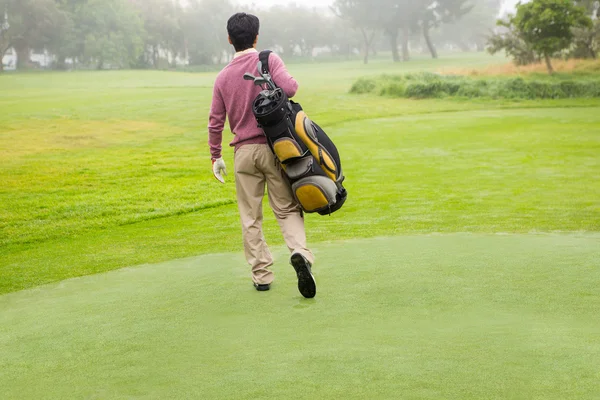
left=208, top=12, right=316, bottom=298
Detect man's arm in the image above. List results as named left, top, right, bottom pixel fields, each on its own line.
left=269, top=53, right=299, bottom=98
left=208, top=83, right=226, bottom=160
left=208, top=83, right=227, bottom=183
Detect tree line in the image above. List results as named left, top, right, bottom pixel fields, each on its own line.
left=331, top=0, right=504, bottom=63
left=1, top=0, right=508, bottom=71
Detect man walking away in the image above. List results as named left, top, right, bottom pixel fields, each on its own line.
left=208, top=13, right=317, bottom=298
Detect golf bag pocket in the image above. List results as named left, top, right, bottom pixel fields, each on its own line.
left=292, top=176, right=338, bottom=214
left=285, top=157, right=313, bottom=180
left=294, top=112, right=340, bottom=182
left=273, top=137, right=303, bottom=164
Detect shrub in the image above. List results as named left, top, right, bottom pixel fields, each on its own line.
left=350, top=73, right=600, bottom=100
left=349, top=78, right=377, bottom=94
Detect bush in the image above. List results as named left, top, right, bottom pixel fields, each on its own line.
left=379, top=82, right=406, bottom=97
left=349, top=78, right=377, bottom=94
left=350, top=73, right=600, bottom=100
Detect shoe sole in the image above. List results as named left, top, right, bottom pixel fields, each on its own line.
left=291, top=253, right=316, bottom=299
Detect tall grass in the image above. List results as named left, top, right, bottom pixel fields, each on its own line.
left=351, top=72, right=600, bottom=99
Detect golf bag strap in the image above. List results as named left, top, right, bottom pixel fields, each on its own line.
left=259, top=50, right=272, bottom=76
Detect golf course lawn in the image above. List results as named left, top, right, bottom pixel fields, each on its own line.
left=1, top=234, right=599, bottom=399
left=1, top=53, right=599, bottom=398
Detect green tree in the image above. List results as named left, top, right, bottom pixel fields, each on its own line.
left=420, top=0, right=473, bottom=59
left=487, top=16, right=539, bottom=65
left=571, top=0, right=600, bottom=58
left=382, top=0, right=476, bottom=62
left=434, top=0, right=504, bottom=52
left=513, top=0, right=592, bottom=73
left=48, top=0, right=85, bottom=70
left=331, top=0, right=383, bottom=64
left=259, top=5, right=314, bottom=59
left=574, top=0, right=600, bottom=14
left=183, top=0, right=233, bottom=65
left=129, top=0, right=184, bottom=69
left=332, top=0, right=414, bottom=63
left=0, top=0, right=62, bottom=70
left=327, top=17, right=362, bottom=59
left=295, top=7, right=330, bottom=58
left=76, top=0, right=144, bottom=69
left=387, top=0, right=421, bottom=62
left=572, top=20, right=600, bottom=58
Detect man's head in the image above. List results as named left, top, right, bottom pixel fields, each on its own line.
left=227, top=13, right=260, bottom=52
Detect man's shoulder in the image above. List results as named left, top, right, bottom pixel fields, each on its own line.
left=215, top=66, right=229, bottom=82
left=213, top=66, right=232, bottom=90
left=265, top=51, right=285, bottom=68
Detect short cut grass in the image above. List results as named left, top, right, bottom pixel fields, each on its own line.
left=227, top=13, right=260, bottom=52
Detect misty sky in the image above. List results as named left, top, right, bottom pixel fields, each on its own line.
left=237, top=0, right=522, bottom=13
left=501, top=0, right=521, bottom=13
left=239, top=0, right=328, bottom=7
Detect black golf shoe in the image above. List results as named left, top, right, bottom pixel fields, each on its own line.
left=290, top=253, right=316, bottom=299
left=254, top=283, right=271, bottom=292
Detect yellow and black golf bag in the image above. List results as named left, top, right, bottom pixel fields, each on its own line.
left=244, top=51, right=347, bottom=215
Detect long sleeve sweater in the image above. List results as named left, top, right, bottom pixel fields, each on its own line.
left=208, top=50, right=299, bottom=160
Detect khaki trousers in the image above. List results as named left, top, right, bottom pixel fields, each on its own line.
left=234, top=144, right=314, bottom=285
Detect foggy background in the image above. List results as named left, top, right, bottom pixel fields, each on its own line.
left=241, top=0, right=521, bottom=13
left=1, top=0, right=520, bottom=71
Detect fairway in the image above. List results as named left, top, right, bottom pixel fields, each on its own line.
left=1, top=235, right=599, bottom=399
left=2, top=55, right=599, bottom=294
left=1, top=52, right=600, bottom=399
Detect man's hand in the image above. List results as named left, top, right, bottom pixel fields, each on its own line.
left=212, top=157, right=227, bottom=184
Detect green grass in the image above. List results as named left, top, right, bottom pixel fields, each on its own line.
left=1, top=235, right=599, bottom=399
left=1, top=51, right=600, bottom=399
left=1, top=52, right=599, bottom=294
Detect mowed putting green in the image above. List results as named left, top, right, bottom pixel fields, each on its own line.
left=1, top=234, right=599, bottom=399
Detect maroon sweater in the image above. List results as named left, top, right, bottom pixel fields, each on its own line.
left=208, top=50, right=299, bottom=160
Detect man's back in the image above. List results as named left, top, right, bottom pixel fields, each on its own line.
left=208, top=51, right=299, bottom=158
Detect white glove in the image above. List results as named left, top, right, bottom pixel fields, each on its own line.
left=212, top=157, right=227, bottom=184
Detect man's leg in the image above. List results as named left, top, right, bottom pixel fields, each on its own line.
left=257, top=146, right=315, bottom=265
left=234, top=145, right=274, bottom=286
left=257, top=145, right=317, bottom=298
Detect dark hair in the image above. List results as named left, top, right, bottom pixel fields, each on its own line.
left=227, top=13, right=260, bottom=52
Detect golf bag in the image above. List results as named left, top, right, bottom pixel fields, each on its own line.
left=246, top=51, right=347, bottom=215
